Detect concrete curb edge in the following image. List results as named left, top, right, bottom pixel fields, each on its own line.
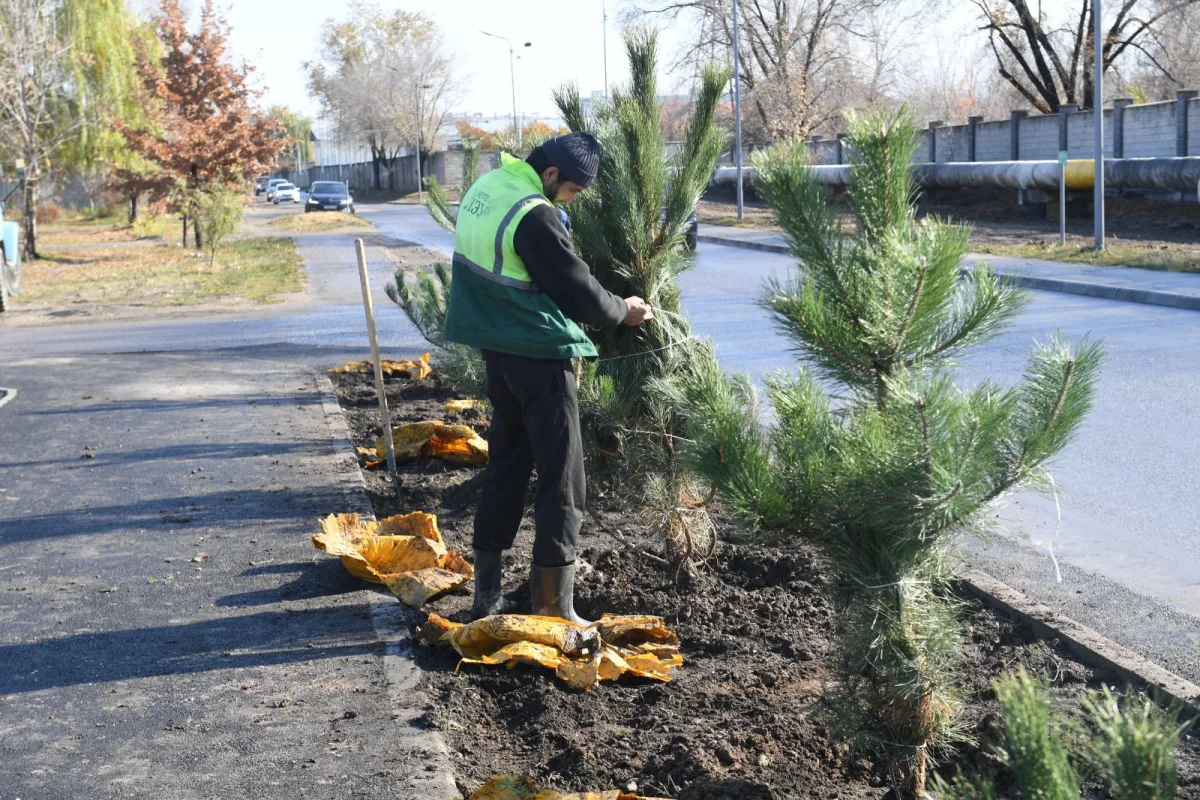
left=314, top=372, right=459, bottom=799
left=962, top=569, right=1200, bottom=712
left=696, top=233, right=1200, bottom=312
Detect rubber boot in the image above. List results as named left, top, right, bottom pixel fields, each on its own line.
left=530, top=563, right=591, bottom=627
left=471, top=549, right=512, bottom=621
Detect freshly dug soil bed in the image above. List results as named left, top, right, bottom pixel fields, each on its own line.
left=328, top=365, right=1200, bottom=799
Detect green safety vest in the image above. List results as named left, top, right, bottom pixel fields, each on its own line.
left=443, top=152, right=597, bottom=360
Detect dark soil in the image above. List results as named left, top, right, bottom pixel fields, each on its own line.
left=329, top=365, right=1200, bottom=799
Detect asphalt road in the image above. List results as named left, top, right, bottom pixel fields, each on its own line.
left=4, top=200, right=1197, bottom=682
left=0, top=347, right=454, bottom=799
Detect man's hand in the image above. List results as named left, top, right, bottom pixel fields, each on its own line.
left=623, top=296, right=654, bottom=326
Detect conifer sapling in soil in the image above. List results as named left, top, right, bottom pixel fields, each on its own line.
left=667, top=108, right=1102, bottom=796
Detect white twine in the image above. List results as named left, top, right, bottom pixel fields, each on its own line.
left=594, top=334, right=700, bottom=363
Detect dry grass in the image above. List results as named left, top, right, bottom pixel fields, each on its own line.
left=975, top=240, right=1200, bottom=272
left=17, top=237, right=304, bottom=307
left=264, top=211, right=370, bottom=232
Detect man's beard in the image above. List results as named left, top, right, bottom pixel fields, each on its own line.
left=543, top=175, right=567, bottom=202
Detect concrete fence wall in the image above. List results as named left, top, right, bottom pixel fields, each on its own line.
left=723, top=92, right=1200, bottom=168
left=284, top=149, right=498, bottom=195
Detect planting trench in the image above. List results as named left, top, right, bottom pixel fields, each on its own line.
left=328, top=365, right=1200, bottom=799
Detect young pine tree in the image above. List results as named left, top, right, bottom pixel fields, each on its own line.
left=552, top=29, right=729, bottom=564
left=668, top=108, right=1102, bottom=796
left=933, top=670, right=1189, bottom=800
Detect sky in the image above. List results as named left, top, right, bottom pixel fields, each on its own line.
left=161, top=0, right=980, bottom=127
left=205, top=0, right=691, bottom=124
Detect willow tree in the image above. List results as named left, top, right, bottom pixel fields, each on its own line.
left=0, top=0, right=140, bottom=257
left=668, top=109, right=1102, bottom=795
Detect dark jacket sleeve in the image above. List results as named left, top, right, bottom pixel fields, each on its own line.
left=512, top=204, right=628, bottom=329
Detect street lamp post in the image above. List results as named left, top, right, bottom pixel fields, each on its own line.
left=415, top=82, right=432, bottom=204
left=482, top=31, right=525, bottom=148
left=601, top=0, right=609, bottom=94
left=1093, top=0, right=1105, bottom=250
left=732, top=0, right=744, bottom=221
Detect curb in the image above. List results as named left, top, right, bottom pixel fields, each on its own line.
left=696, top=233, right=1200, bottom=312
left=962, top=570, right=1200, bottom=712
left=314, top=372, right=459, bottom=800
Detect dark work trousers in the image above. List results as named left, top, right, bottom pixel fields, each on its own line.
left=473, top=351, right=585, bottom=567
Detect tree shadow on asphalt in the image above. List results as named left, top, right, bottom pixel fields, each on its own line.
left=0, top=439, right=324, bottom=471
left=26, top=391, right=320, bottom=417
left=214, top=559, right=390, bottom=607
left=0, top=600, right=386, bottom=695
left=1, top=485, right=342, bottom=544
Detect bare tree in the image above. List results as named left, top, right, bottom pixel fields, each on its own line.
left=629, top=0, right=922, bottom=140
left=307, top=1, right=460, bottom=190
left=1115, top=0, right=1200, bottom=99
left=0, top=0, right=79, bottom=258
left=972, top=0, right=1200, bottom=113
left=906, top=42, right=1019, bottom=123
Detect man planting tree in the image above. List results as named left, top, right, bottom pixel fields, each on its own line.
left=444, top=132, right=653, bottom=624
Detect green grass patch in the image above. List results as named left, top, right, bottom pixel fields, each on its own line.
left=265, top=211, right=370, bottom=232
left=976, top=241, right=1200, bottom=272
left=18, top=236, right=305, bottom=307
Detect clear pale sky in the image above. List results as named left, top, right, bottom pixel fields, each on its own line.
left=167, top=1, right=975, bottom=124
left=207, top=0, right=688, bottom=122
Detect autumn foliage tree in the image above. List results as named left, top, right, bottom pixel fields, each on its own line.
left=111, top=0, right=285, bottom=244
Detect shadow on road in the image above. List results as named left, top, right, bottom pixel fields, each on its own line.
left=0, top=595, right=384, bottom=695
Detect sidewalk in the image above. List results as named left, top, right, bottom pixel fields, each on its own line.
left=697, top=224, right=1200, bottom=311
left=0, top=345, right=454, bottom=799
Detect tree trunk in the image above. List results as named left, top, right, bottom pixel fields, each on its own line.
left=194, top=220, right=203, bottom=249
left=21, top=177, right=38, bottom=260
left=182, top=214, right=188, bottom=246
left=130, top=194, right=138, bottom=223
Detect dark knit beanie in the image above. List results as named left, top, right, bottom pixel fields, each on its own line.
left=536, top=132, right=601, bottom=188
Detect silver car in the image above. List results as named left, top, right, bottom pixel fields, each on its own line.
left=272, top=183, right=301, bottom=204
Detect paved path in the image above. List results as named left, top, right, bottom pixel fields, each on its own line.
left=0, top=243, right=454, bottom=799
left=696, top=223, right=1200, bottom=310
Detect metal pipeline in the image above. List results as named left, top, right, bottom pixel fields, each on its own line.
left=713, top=157, right=1200, bottom=192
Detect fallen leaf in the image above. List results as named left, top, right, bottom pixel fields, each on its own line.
left=312, top=512, right=472, bottom=608
left=375, top=420, right=488, bottom=466
left=190, top=553, right=210, bottom=563
left=419, top=613, right=683, bottom=690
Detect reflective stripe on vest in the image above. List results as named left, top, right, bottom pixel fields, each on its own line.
left=453, top=153, right=551, bottom=291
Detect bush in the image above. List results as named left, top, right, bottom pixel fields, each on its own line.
left=132, top=212, right=167, bottom=239
left=36, top=202, right=62, bottom=225
left=194, top=184, right=245, bottom=268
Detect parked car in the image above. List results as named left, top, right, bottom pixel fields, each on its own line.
left=272, top=183, right=301, bottom=204
left=265, top=178, right=288, bottom=201
left=0, top=214, right=20, bottom=313
left=304, top=181, right=355, bottom=214
left=253, top=175, right=270, bottom=195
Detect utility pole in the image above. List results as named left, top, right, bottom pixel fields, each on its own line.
left=602, top=0, right=609, bottom=95
left=1094, top=0, right=1105, bottom=250
left=732, top=0, right=744, bottom=221
left=415, top=83, right=432, bottom=204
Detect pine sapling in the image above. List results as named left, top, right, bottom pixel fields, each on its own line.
left=671, top=108, right=1102, bottom=797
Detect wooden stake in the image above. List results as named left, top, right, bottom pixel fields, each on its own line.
left=354, top=238, right=401, bottom=498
